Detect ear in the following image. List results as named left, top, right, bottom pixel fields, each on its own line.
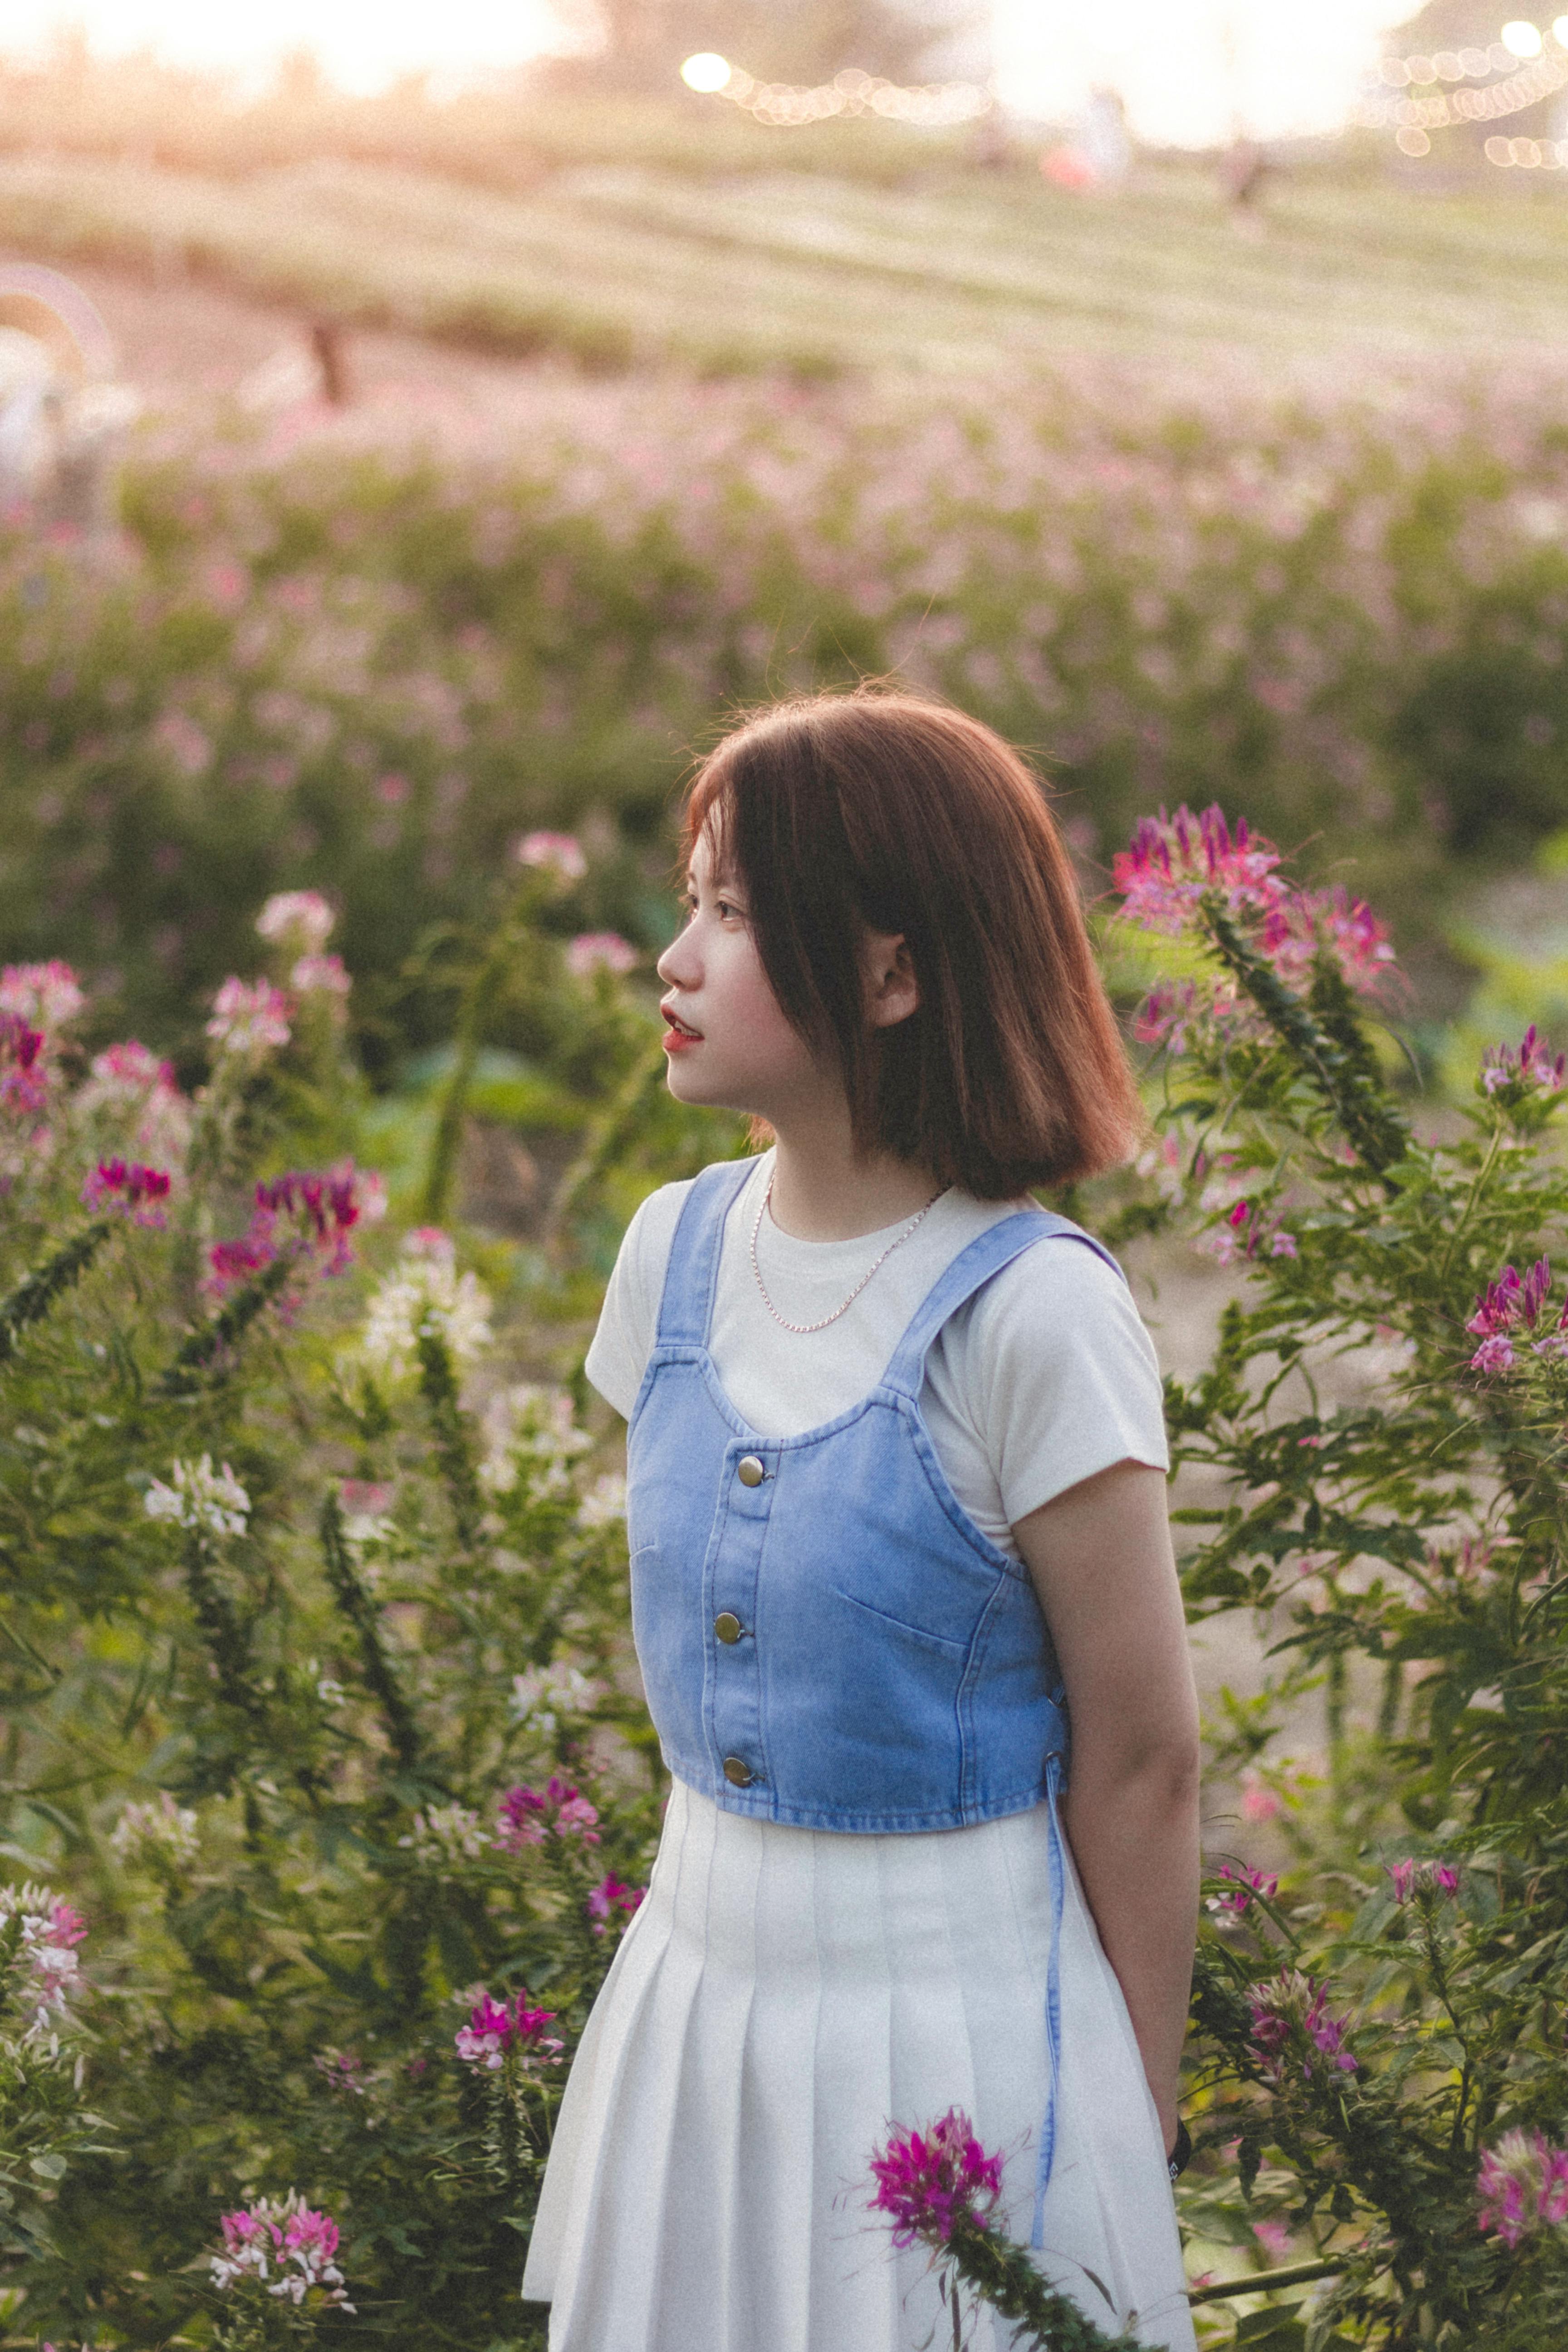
left=864, top=930, right=920, bottom=1030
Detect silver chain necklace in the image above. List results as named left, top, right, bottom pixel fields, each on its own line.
left=748, top=1168, right=945, bottom=1335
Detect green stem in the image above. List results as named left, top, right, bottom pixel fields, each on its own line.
left=183, top=1534, right=262, bottom=1720
left=158, top=1252, right=296, bottom=1395
left=417, top=1328, right=485, bottom=1552
left=1187, top=2259, right=1347, bottom=2306
left=421, top=903, right=530, bottom=1226
left=1200, top=900, right=1409, bottom=1183
left=318, top=1489, right=421, bottom=1772
left=0, top=1218, right=112, bottom=1367
left=946, top=2217, right=1143, bottom=2350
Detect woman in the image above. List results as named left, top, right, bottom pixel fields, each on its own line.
left=523, top=689, right=1200, bottom=2351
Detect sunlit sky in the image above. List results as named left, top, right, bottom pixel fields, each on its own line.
left=0, top=0, right=1433, bottom=146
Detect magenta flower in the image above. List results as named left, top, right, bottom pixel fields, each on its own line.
left=1470, top=1334, right=1516, bottom=1377
left=48, top=1901, right=86, bottom=1948
left=1199, top=1196, right=1298, bottom=1267
left=1387, top=1858, right=1460, bottom=1904
left=495, top=1778, right=602, bottom=1853
left=1245, top=1969, right=1357, bottom=2085
left=1477, top=2128, right=1568, bottom=2249
left=565, top=931, right=637, bottom=978
left=0, top=1012, right=47, bottom=1117
left=454, top=1988, right=564, bottom=2073
left=1113, top=804, right=1284, bottom=935
left=206, top=1161, right=378, bottom=1297
left=82, top=1158, right=172, bottom=1227
left=1258, top=885, right=1397, bottom=998
left=1215, top=1863, right=1279, bottom=1914
left=1133, top=979, right=1197, bottom=1050
left=514, top=829, right=587, bottom=883
left=868, top=2109, right=1006, bottom=2248
left=586, top=1874, right=646, bottom=1937
left=1480, top=1025, right=1566, bottom=1100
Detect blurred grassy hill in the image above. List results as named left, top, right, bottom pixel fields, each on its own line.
left=2, top=77, right=1568, bottom=376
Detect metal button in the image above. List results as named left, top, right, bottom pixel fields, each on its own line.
left=714, top=1611, right=743, bottom=1644
left=723, top=1755, right=753, bottom=1788
left=737, top=1455, right=766, bottom=1487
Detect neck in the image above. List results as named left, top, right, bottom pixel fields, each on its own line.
left=766, top=1103, right=940, bottom=1243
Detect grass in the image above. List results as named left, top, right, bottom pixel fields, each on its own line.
left=7, top=116, right=1568, bottom=377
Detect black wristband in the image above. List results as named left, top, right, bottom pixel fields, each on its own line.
left=1167, top=2119, right=1193, bottom=2181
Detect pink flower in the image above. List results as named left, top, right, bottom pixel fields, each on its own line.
left=82, top=1159, right=172, bottom=1227
left=495, top=1778, right=602, bottom=1852
left=375, top=772, right=410, bottom=805
left=1113, top=804, right=1284, bottom=935
left=1388, top=1858, right=1460, bottom=1903
left=290, top=953, right=352, bottom=1001
left=211, top=2191, right=354, bottom=2307
left=586, top=1874, right=646, bottom=1937
left=1133, top=979, right=1198, bottom=1050
left=206, top=977, right=292, bottom=1063
left=1215, top=1863, right=1279, bottom=1914
left=0, top=960, right=82, bottom=1030
left=1468, top=1260, right=1550, bottom=1339
left=454, top=1987, right=564, bottom=2073
left=1477, top=2128, right=1568, bottom=2249
left=868, top=2109, right=1005, bottom=2248
left=1239, top=1769, right=1284, bottom=1823
left=515, top=829, right=587, bottom=883
left=1245, top=1969, right=1357, bottom=2085
left=1253, top=2219, right=1292, bottom=2259
left=565, top=931, right=637, bottom=978
left=256, top=890, right=334, bottom=951
left=1481, top=1025, right=1566, bottom=1100
left=0, top=1012, right=47, bottom=1117
left=49, top=1901, right=86, bottom=1947
left=404, top=1225, right=455, bottom=1264
left=78, top=1042, right=191, bottom=1162
left=1470, top=1335, right=1516, bottom=1377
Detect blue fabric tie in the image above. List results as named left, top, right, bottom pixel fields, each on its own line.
left=1031, top=1753, right=1068, bottom=2249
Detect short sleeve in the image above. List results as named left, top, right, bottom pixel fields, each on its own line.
left=945, top=1235, right=1169, bottom=1529
left=583, top=1181, right=691, bottom=1421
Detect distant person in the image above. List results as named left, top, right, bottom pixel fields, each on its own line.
left=521, top=689, right=1201, bottom=2351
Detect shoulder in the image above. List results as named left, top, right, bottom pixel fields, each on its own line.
left=583, top=1178, right=696, bottom=1419
left=969, top=1220, right=1156, bottom=1374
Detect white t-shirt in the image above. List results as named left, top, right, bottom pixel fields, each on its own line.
left=585, top=1152, right=1168, bottom=1559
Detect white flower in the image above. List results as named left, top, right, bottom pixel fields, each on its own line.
left=143, top=1456, right=251, bottom=1538
left=359, top=1229, right=493, bottom=1379
left=479, top=1383, right=590, bottom=1496
left=111, top=1793, right=201, bottom=1870
left=510, top=1662, right=600, bottom=1735
left=0, top=1882, right=87, bottom=2042
left=397, top=1804, right=492, bottom=1867
left=577, top=1472, right=627, bottom=1530
left=256, top=890, right=335, bottom=951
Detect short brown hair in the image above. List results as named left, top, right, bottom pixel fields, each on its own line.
left=683, top=689, right=1142, bottom=1199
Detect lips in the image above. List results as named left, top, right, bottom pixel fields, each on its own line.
left=662, top=1005, right=702, bottom=1040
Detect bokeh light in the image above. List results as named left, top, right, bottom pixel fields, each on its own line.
left=1502, top=21, right=1545, bottom=57
left=1555, top=15, right=1568, bottom=45
left=679, top=52, right=732, bottom=95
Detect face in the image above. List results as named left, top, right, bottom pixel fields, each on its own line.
left=656, top=827, right=920, bottom=1132
left=656, top=830, right=825, bottom=1123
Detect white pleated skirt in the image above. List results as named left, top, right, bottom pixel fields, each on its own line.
left=522, top=1779, right=1196, bottom=2352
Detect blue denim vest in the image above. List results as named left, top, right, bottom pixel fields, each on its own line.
left=625, top=1157, right=1131, bottom=2235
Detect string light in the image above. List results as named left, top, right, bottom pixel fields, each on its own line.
left=1356, top=20, right=1568, bottom=146
left=678, top=54, right=991, bottom=128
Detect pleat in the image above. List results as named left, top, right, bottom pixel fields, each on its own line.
left=521, top=1792, right=681, bottom=2303
left=649, top=1802, right=761, bottom=2351
left=810, top=1818, right=902, bottom=2344
left=731, top=1811, right=821, bottom=2342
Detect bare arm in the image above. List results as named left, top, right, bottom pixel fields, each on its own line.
left=1013, top=1459, right=1200, bottom=2156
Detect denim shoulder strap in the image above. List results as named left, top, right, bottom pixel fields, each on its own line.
left=652, top=1157, right=756, bottom=1347
left=881, top=1209, right=1125, bottom=1402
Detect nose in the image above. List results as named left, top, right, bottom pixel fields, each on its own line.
left=657, top=920, right=700, bottom=991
